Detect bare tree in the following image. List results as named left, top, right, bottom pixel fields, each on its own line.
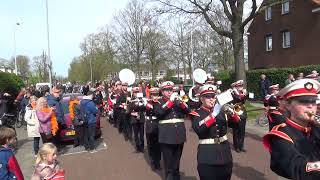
left=113, top=0, right=152, bottom=79
left=10, top=55, right=30, bottom=78
left=144, top=19, right=169, bottom=81
left=153, top=0, right=269, bottom=84
left=32, top=51, right=49, bottom=82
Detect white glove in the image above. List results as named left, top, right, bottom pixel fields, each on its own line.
left=143, top=98, right=148, bottom=106
left=138, top=102, right=144, bottom=106
left=212, top=103, right=222, bottom=117
left=170, top=92, right=179, bottom=101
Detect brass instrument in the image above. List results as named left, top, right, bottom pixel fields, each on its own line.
left=181, top=95, right=189, bottom=103
left=306, top=111, right=320, bottom=125
left=188, top=68, right=207, bottom=102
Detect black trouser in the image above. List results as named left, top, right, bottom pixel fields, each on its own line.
left=40, top=133, right=53, bottom=144
left=123, top=115, right=132, bottom=140
left=33, top=137, right=40, bottom=154
left=132, top=122, right=144, bottom=151
left=74, top=125, right=85, bottom=146
left=118, top=112, right=125, bottom=133
left=84, top=123, right=96, bottom=150
left=161, top=143, right=184, bottom=180
left=197, top=163, right=232, bottom=180
left=146, top=132, right=161, bottom=167
left=232, top=119, right=246, bottom=150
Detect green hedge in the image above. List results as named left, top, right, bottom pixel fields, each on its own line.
left=0, top=72, right=24, bottom=96
left=213, top=65, right=320, bottom=100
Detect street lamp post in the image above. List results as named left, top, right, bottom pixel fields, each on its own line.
left=46, top=0, right=52, bottom=86
left=13, top=23, right=20, bottom=75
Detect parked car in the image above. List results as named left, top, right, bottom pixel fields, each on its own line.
left=60, top=93, right=102, bottom=142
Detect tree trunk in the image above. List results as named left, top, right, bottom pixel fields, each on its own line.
left=232, top=28, right=246, bottom=86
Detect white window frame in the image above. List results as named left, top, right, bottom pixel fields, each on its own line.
left=143, top=71, right=149, bottom=76
left=281, top=1, right=290, bottom=14
left=266, top=35, right=272, bottom=51
left=265, top=6, right=272, bottom=21
left=159, top=70, right=165, bottom=76
left=282, top=31, right=291, bottom=48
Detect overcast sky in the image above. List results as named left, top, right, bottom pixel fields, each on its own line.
left=0, top=0, right=262, bottom=77
left=0, top=0, right=128, bottom=76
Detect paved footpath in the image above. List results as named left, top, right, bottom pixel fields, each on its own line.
left=57, top=118, right=277, bottom=180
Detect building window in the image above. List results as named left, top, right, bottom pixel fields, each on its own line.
left=144, top=71, right=149, bottom=76
left=282, top=1, right=289, bottom=14
left=265, top=6, right=272, bottom=21
left=282, top=31, right=291, bottom=48
left=159, top=70, right=165, bottom=76
left=265, top=35, right=272, bottom=51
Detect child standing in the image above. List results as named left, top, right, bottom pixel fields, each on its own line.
left=0, top=127, right=24, bottom=180
left=31, top=143, right=64, bottom=180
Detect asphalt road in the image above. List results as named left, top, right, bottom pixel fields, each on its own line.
left=57, top=118, right=277, bottom=180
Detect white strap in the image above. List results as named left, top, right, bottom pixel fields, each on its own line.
left=199, top=135, right=228, bottom=144
left=146, top=116, right=157, bottom=120
left=159, top=118, right=184, bottom=124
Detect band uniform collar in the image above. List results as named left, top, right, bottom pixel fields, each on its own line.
left=201, top=106, right=212, bottom=113
left=286, top=119, right=311, bottom=134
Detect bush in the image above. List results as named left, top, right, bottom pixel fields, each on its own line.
left=0, top=72, right=24, bottom=96
left=213, top=65, right=320, bottom=100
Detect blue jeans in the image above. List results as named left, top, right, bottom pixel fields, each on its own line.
left=84, top=123, right=96, bottom=150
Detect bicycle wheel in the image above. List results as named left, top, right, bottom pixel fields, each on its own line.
left=257, top=113, right=269, bottom=127
left=15, top=112, right=23, bottom=128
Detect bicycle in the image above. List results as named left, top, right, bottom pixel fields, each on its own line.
left=0, top=113, right=18, bottom=152
left=256, top=110, right=269, bottom=127
left=15, top=110, right=25, bottom=128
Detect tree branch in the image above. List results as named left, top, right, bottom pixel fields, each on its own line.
left=241, top=0, right=257, bottom=29
left=219, top=0, right=233, bottom=21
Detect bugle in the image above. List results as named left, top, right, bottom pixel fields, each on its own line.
left=306, top=111, right=320, bottom=125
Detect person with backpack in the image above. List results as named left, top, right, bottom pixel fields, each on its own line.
left=68, top=96, right=83, bottom=148
left=81, top=91, right=98, bottom=153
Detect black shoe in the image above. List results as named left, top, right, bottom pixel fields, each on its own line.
left=240, top=148, right=247, bottom=152
left=73, top=144, right=79, bottom=148
left=154, top=163, right=162, bottom=170
left=235, top=148, right=241, bottom=153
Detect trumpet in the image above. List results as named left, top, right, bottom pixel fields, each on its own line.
left=306, top=111, right=320, bottom=125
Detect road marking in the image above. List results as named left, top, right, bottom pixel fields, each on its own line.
left=61, top=143, right=108, bottom=156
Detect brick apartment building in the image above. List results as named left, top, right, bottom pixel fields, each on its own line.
left=248, top=0, right=320, bottom=69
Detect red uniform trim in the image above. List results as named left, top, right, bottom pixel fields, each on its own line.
left=189, top=111, right=200, bottom=117
left=204, top=115, right=216, bottom=127
left=270, top=110, right=282, bottom=115
left=285, top=88, right=317, bottom=99
left=146, top=103, right=153, bottom=110
left=179, top=102, right=188, bottom=109
left=263, top=123, right=294, bottom=152
left=286, top=119, right=311, bottom=134
left=230, top=113, right=240, bottom=122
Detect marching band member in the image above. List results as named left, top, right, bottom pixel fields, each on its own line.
left=154, top=81, right=190, bottom=180
left=115, top=82, right=131, bottom=140
left=189, top=84, right=240, bottom=180
left=188, top=82, right=202, bottom=110
left=128, top=87, right=145, bottom=153
left=177, top=84, right=186, bottom=97
left=263, top=79, right=320, bottom=180
left=111, top=81, right=122, bottom=126
left=264, top=84, right=286, bottom=130
left=230, top=80, right=248, bottom=153
left=145, top=87, right=161, bottom=170
left=204, top=74, right=214, bottom=85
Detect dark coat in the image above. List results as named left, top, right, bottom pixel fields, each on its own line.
left=154, top=98, right=190, bottom=144
left=47, top=95, right=64, bottom=124
left=263, top=120, right=320, bottom=179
